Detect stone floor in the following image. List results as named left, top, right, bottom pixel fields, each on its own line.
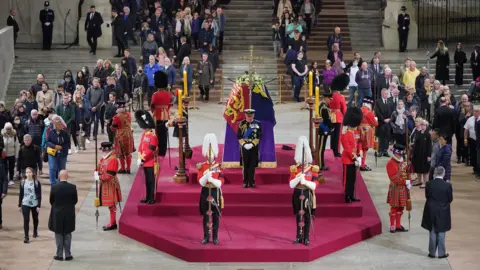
left=0, top=103, right=477, bottom=270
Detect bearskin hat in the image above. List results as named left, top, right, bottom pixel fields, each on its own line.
left=154, top=71, right=168, bottom=89
left=343, top=106, right=363, bottom=127
left=135, top=110, right=155, bottom=129
left=330, top=74, right=350, bottom=92
left=362, top=96, right=374, bottom=105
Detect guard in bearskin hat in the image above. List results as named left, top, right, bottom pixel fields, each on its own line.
left=110, top=100, right=134, bottom=174
left=341, top=106, right=363, bottom=203
left=135, top=110, right=159, bottom=204
left=150, top=71, right=173, bottom=157
left=358, top=97, right=378, bottom=172
left=329, top=74, right=348, bottom=157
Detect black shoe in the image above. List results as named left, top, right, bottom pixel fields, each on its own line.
left=126, top=170, right=131, bottom=174
left=249, top=183, right=256, bottom=188
left=114, top=54, right=122, bottom=57
left=53, top=256, right=63, bottom=261
left=351, top=197, right=361, bottom=202
left=102, top=224, right=118, bottom=231
left=213, top=239, right=219, bottom=245
left=65, top=256, right=74, bottom=261
left=15, top=55, right=18, bottom=58
left=89, top=50, right=93, bottom=53
left=147, top=200, right=155, bottom=204
left=390, top=229, right=396, bottom=233
left=118, top=169, right=126, bottom=174
left=395, top=226, right=408, bottom=232
left=93, top=52, right=96, bottom=55
left=438, top=253, right=449, bottom=259
left=242, top=184, right=248, bottom=188
left=334, top=154, right=342, bottom=157
left=428, top=254, right=436, bottom=258
left=304, top=239, right=310, bottom=246
left=24, top=238, right=29, bottom=244
left=359, top=167, right=370, bottom=172
left=293, top=238, right=302, bottom=244
left=140, top=199, right=149, bottom=203
left=201, top=237, right=210, bottom=245
left=345, top=198, right=352, bottom=203
left=457, top=158, right=461, bottom=164
left=33, top=231, right=38, bottom=238
left=174, top=166, right=179, bottom=170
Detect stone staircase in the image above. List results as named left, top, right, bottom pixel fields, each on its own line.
left=221, top=0, right=280, bottom=101
left=345, top=0, right=383, bottom=50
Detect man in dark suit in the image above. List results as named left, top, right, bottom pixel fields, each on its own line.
left=176, top=36, right=191, bottom=66
left=48, top=170, right=78, bottom=261
left=377, top=67, right=393, bottom=95
left=0, top=161, right=7, bottom=230
left=432, top=97, right=456, bottom=144
left=388, top=85, right=404, bottom=107
left=470, top=45, right=480, bottom=80
left=369, top=57, right=383, bottom=100
left=421, top=166, right=452, bottom=259
left=374, top=88, right=393, bottom=156
left=111, top=9, right=126, bottom=57
left=155, top=24, right=171, bottom=51
left=122, top=6, right=137, bottom=46
left=39, top=1, right=55, bottom=50
left=84, top=5, right=103, bottom=55
left=6, top=9, right=19, bottom=58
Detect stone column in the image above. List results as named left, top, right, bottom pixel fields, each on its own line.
left=382, top=0, right=418, bottom=51
left=79, top=0, right=112, bottom=49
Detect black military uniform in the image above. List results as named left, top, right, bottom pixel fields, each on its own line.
left=39, top=1, right=55, bottom=50
left=397, top=6, right=410, bottom=53
left=237, top=109, right=262, bottom=188
left=319, top=93, right=334, bottom=170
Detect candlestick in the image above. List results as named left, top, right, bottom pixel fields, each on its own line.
left=315, top=87, right=320, bottom=118
left=183, top=70, right=188, bottom=97
left=178, top=90, right=183, bottom=116
left=308, top=71, right=313, bottom=97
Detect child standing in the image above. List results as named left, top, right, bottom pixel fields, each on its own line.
left=18, top=167, right=42, bottom=243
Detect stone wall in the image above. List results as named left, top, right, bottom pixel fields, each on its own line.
left=0, top=27, right=15, bottom=101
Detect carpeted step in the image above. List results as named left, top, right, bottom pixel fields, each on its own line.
left=137, top=201, right=363, bottom=217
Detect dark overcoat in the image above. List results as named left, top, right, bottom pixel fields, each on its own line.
left=48, top=181, right=78, bottom=234
left=421, top=178, right=453, bottom=232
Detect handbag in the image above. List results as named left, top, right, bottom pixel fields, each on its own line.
left=47, top=147, right=57, bottom=157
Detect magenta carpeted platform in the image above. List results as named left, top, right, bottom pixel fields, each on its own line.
left=119, top=145, right=382, bottom=262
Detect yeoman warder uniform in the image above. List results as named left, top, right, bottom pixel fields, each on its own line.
left=150, top=71, right=173, bottom=157
left=341, top=106, right=363, bottom=203
left=94, top=142, right=123, bottom=231
left=110, top=100, right=134, bottom=174
left=135, top=110, right=159, bottom=204
left=236, top=109, right=262, bottom=188
left=289, top=136, right=320, bottom=246
left=197, top=133, right=224, bottom=245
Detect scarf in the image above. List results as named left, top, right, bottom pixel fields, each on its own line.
left=395, top=108, right=405, bottom=127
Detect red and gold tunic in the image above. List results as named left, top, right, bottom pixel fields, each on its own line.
left=150, top=90, right=172, bottom=121
left=111, top=110, right=134, bottom=156
left=358, top=106, right=378, bottom=149
left=289, top=164, right=320, bottom=213
left=98, top=152, right=122, bottom=207
left=138, top=130, right=158, bottom=168
left=329, top=92, right=347, bottom=124
left=197, top=162, right=225, bottom=186
left=340, top=128, right=362, bottom=165
left=197, top=162, right=225, bottom=212
left=386, top=157, right=408, bottom=207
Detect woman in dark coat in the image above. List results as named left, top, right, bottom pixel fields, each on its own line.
left=430, top=40, right=450, bottom=85
left=434, top=133, right=452, bottom=182
left=454, top=42, right=467, bottom=86
left=411, top=118, right=432, bottom=188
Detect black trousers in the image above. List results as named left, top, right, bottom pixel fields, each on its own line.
left=218, top=31, right=224, bottom=53
left=0, top=198, right=3, bottom=225
left=69, top=121, right=79, bottom=148
left=4, top=156, right=15, bottom=181
left=107, top=124, right=115, bottom=143
left=304, top=14, right=312, bottom=36
left=295, top=211, right=311, bottom=240
left=147, top=86, right=155, bottom=106
left=202, top=213, right=219, bottom=239
left=42, top=25, right=53, bottom=50
left=13, top=32, right=18, bottom=46
left=115, top=36, right=126, bottom=56
left=398, top=29, right=408, bottom=52
left=144, top=167, right=155, bottom=201
left=241, top=148, right=258, bottom=186
left=473, top=67, right=480, bottom=81
left=343, top=164, right=357, bottom=199
left=87, top=32, right=98, bottom=53
left=100, top=106, right=106, bottom=132
left=455, top=64, right=464, bottom=85
left=155, top=120, right=168, bottom=156
left=199, top=85, right=210, bottom=100
left=330, top=123, right=341, bottom=156
left=22, top=205, right=38, bottom=238
left=456, top=133, right=466, bottom=162
left=468, top=138, right=478, bottom=172
left=318, top=134, right=328, bottom=168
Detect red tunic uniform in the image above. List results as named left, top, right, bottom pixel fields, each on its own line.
left=197, top=162, right=225, bottom=186
left=98, top=152, right=122, bottom=207
left=340, top=128, right=362, bottom=165
left=138, top=130, right=158, bottom=168
left=150, top=90, right=172, bottom=121
left=329, top=92, right=347, bottom=124
left=111, top=111, right=134, bottom=156
left=386, top=157, right=408, bottom=207
left=289, top=165, right=320, bottom=211
left=197, top=162, right=225, bottom=213
left=359, top=106, right=378, bottom=149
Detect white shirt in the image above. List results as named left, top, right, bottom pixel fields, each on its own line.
left=348, top=66, right=359, bottom=86
left=464, top=116, right=477, bottom=140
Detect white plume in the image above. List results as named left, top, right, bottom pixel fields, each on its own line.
left=202, top=133, right=219, bottom=158
left=294, top=136, right=312, bottom=164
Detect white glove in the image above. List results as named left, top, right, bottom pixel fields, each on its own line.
left=289, top=175, right=302, bottom=188
left=374, top=117, right=378, bottom=121
left=94, top=171, right=99, bottom=181
left=355, top=157, right=362, bottom=167
left=45, top=22, right=51, bottom=26
left=137, top=159, right=142, bottom=167
left=405, top=180, right=412, bottom=190
left=300, top=174, right=306, bottom=185
left=208, top=177, right=223, bottom=188
left=199, top=171, right=212, bottom=186
left=304, top=180, right=317, bottom=191
left=243, top=143, right=253, bottom=150
left=165, top=121, right=171, bottom=128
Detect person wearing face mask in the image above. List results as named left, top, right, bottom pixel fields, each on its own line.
left=39, top=1, right=55, bottom=50
left=63, top=71, right=76, bottom=95
left=13, top=116, right=25, bottom=145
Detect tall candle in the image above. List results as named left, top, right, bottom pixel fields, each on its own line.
left=178, top=90, right=183, bottom=117
left=183, top=70, right=188, bottom=96
left=308, top=71, right=313, bottom=97
left=315, top=87, right=320, bottom=118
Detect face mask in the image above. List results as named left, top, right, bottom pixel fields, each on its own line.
left=65, top=78, right=71, bottom=83
left=82, top=69, right=86, bottom=73
left=14, top=120, right=20, bottom=124
left=139, top=70, right=143, bottom=73
left=353, top=62, right=358, bottom=67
